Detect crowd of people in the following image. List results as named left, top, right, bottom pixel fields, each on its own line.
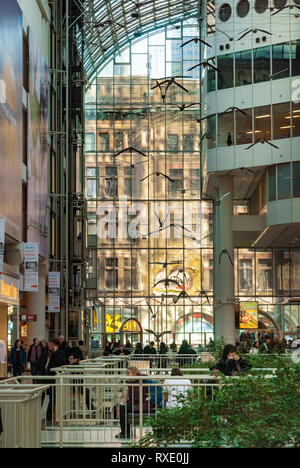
left=8, top=336, right=89, bottom=377
left=101, top=339, right=197, bottom=357
left=236, top=333, right=300, bottom=355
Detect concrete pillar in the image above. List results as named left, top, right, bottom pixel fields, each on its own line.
left=27, top=274, right=46, bottom=342
left=214, top=175, right=236, bottom=345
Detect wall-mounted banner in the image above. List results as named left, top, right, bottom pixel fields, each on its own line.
left=24, top=243, right=39, bottom=292
left=0, top=219, right=5, bottom=280
left=48, top=272, right=60, bottom=313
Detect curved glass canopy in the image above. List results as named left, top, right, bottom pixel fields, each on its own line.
left=79, top=0, right=204, bottom=82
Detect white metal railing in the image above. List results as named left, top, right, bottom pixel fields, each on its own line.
left=0, top=374, right=222, bottom=448
left=0, top=384, right=49, bottom=448
left=0, top=353, right=293, bottom=448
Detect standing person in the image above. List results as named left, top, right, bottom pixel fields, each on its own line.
left=143, top=341, right=157, bottom=368
left=68, top=354, right=95, bottom=411
left=45, top=339, right=68, bottom=423
left=58, top=335, right=72, bottom=359
left=143, top=341, right=157, bottom=355
left=103, top=342, right=113, bottom=356
left=170, top=341, right=177, bottom=352
left=27, top=338, right=42, bottom=377
left=260, top=336, right=274, bottom=354
left=91, top=337, right=98, bottom=349
left=178, top=339, right=196, bottom=365
left=133, top=342, right=143, bottom=354
left=39, top=340, right=49, bottom=375
left=9, top=340, right=26, bottom=377
left=116, top=367, right=152, bottom=439
left=78, top=340, right=88, bottom=360
left=159, top=342, right=169, bottom=368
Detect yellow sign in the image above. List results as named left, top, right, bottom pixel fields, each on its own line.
left=106, top=313, right=122, bottom=333
left=239, top=302, right=258, bottom=329
left=0, top=279, right=18, bottom=301
left=122, top=319, right=141, bottom=333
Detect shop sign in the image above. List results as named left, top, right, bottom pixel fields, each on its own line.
left=11, top=314, right=36, bottom=322
left=0, top=274, right=19, bottom=303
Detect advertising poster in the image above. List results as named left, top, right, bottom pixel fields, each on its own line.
left=24, top=243, right=39, bottom=292
left=0, top=0, right=22, bottom=241
left=27, top=30, right=49, bottom=258
left=239, top=301, right=259, bottom=329
left=48, top=272, right=61, bottom=313
left=0, top=220, right=5, bottom=280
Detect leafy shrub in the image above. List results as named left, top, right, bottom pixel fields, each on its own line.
left=135, top=366, right=300, bottom=448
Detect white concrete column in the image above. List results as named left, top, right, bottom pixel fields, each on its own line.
left=215, top=175, right=236, bottom=345
left=27, top=274, right=46, bottom=342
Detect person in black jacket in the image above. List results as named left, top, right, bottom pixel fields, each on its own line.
left=46, top=338, right=68, bottom=423
left=27, top=338, right=42, bottom=378
left=213, top=344, right=250, bottom=377
left=9, top=340, right=26, bottom=376
left=113, top=344, right=130, bottom=356
left=39, top=340, right=49, bottom=376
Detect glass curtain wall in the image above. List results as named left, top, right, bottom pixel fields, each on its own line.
left=85, top=22, right=214, bottom=347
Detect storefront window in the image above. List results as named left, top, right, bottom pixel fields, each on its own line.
left=218, top=111, right=234, bottom=147
left=277, top=163, right=291, bottom=200
left=257, top=256, right=273, bottom=292
left=290, top=251, right=300, bottom=294
left=238, top=258, right=253, bottom=291
left=274, top=250, right=290, bottom=294
left=254, top=46, right=270, bottom=84
left=254, top=105, right=271, bottom=141
left=273, top=102, right=291, bottom=140
left=235, top=50, right=252, bottom=87
left=272, top=43, right=290, bottom=80
left=217, top=54, right=234, bottom=90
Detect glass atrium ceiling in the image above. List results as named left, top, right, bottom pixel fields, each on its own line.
left=79, top=0, right=210, bottom=81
